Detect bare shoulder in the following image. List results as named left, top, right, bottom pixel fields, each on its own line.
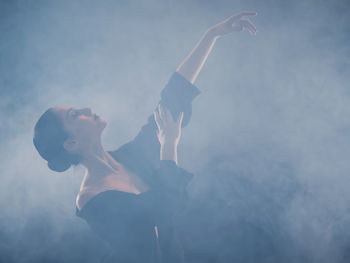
left=76, top=187, right=100, bottom=211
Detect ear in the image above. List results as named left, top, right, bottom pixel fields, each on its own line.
left=63, top=138, right=79, bottom=153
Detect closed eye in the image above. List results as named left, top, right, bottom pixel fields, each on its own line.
left=68, top=109, right=79, bottom=119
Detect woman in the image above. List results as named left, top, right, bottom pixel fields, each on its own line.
left=33, top=12, right=257, bottom=263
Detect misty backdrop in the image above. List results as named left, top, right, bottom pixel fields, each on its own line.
left=1, top=0, right=350, bottom=262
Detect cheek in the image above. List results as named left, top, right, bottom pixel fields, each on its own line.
left=75, top=119, right=98, bottom=136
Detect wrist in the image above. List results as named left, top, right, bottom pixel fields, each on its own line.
left=160, top=143, right=178, bottom=164
left=206, top=27, right=220, bottom=40
left=160, top=141, right=178, bottom=152
left=160, top=138, right=179, bottom=147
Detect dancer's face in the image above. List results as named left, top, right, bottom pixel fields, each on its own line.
left=52, top=106, right=107, bottom=151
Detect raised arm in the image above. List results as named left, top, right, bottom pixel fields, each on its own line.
left=176, top=11, right=258, bottom=84
left=109, top=12, right=257, bottom=174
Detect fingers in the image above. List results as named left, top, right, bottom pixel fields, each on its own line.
left=236, top=11, right=258, bottom=19
left=177, top=112, right=184, bottom=125
left=155, top=104, right=184, bottom=127
left=240, top=11, right=258, bottom=16
left=153, top=110, right=162, bottom=129
left=165, top=107, right=174, bottom=122
left=158, top=103, right=175, bottom=122
left=158, top=104, right=165, bottom=120
left=229, top=11, right=257, bottom=22
left=240, top=18, right=257, bottom=35
left=156, top=103, right=173, bottom=127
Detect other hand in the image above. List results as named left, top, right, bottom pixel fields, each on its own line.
left=153, top=104, right=184, bottom=146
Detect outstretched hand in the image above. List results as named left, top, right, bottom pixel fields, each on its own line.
left=153, top=104, right=184, bottom=146
left=210, top=11, right=258, bottom=37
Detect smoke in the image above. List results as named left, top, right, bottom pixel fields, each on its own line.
left=1, top=0, right=350, bottom=262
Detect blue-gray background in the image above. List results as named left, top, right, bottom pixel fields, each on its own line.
left=1, top=0, right=350, bottom=262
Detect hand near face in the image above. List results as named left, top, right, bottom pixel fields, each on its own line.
left=153, top=104, right=184, bottom=146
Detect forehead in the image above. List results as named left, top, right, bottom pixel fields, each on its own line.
left=52, top=106, right=74, bottom=121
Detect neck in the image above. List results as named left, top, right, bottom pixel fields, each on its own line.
left=79, top=139, right=121, bottom=177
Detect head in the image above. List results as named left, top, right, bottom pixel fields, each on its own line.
left=33, top=106, right=107, bottom=172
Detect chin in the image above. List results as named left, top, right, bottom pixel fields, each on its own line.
left=100, top=119, right=107, bottom=129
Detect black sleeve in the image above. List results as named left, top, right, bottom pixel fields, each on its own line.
left=109, top=72, right=200, bottom=173
left=160, top=72, right=201, bottom=127
left=150, top=160, right=194, bottom=209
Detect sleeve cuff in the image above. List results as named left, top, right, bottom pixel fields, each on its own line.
left=160, top=72, right=201, bottom=127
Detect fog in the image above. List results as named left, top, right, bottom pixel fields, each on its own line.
left=1, top=0, right=350, bottom=262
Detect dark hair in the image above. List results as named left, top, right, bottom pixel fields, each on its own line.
left=33, top=108, right=80, bottom=172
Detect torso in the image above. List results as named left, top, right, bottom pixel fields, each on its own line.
left=76, top=165, right=149, bottom=211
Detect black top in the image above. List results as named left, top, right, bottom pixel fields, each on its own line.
left=76, top=72, right=200, bottom=263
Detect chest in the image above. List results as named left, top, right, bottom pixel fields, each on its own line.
left=76, top=169, right=149, bottom=211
